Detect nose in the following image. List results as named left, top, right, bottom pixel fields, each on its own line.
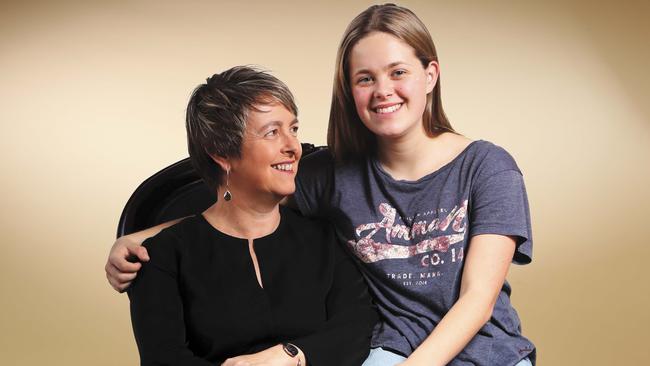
left=281, top=130, right=302, bottom=159
left=373, top=76, right=393, bottom=99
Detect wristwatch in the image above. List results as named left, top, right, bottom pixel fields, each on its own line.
left=282, top=343, right=302, bottom=366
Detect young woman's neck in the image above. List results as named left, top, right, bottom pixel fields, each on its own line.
left=203, top=190, right=281, bottom=239
left=377, top=129, right=469, bottom=181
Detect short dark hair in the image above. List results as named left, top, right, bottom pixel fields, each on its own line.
left=185, top=66, right=298, bottom=190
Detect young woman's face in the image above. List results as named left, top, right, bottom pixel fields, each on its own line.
left=348, top=32, right=438, bottom=142
left=228, top=103, right=301, bottom=202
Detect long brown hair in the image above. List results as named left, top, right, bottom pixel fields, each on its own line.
left=328, top=3, right=454, bottom=161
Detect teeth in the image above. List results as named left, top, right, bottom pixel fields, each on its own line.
left=272, top=163, right=293, bottom=171
left=375, top=103, right=401, bottom=114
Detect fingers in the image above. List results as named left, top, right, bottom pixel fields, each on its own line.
left=110, top=252, right=142, bottom=272
left=131, top=245, right=150, bottom=262
left=105, top=261, right=139, bottom=293
left=105, top=238, right=148, bottom=293
left=221, top=359, right=251, bottom=366
left=110, top=245, right=146, bottom=272
left=106, top=261, right=139, bottom=282
left=221, top=346, right=283, bottom=366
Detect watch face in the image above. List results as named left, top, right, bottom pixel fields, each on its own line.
left=283, top=343, right=299, bottom=357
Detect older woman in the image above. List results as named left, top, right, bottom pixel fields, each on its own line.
left=127, top=66, right=377, bottom=366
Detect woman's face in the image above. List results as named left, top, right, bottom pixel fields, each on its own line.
left=228, top=103, right=301, bottom=203
left=348, top=32, right=438, bottom=142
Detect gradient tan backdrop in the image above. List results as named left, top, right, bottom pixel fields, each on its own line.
left=1, top=0, right=648, bottom=364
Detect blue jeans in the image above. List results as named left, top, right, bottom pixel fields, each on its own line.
left=362, top=348, right=406, bottom=366
left=362, top=347, right=533, bottom=366
left=515, top=358, right=533, bottom=366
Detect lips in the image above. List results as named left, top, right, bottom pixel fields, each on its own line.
left=373, top=103, right=403, bottom=114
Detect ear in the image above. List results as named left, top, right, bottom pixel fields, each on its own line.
left=210, top=154, right=231, bottom=172
left=424, top=61, right=440, bottom=94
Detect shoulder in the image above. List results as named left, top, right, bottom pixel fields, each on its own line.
left=465, top=140, right=522, bottom=180
left=298, top=148, right=364, bottom=176
left=140, top=216, right=209, bottom=274
left=280, top=207, right=336, bottom=253
left=281, top=206, right=334, bottom=235
left=299, top=148, right=334, bottom=168
left=296, top=148, right=335, bottom=184
left=142, top=215, right=204, bottom=253
left=294, top=149, right=339, bottom=215
left=279, top=206, right=339, bottom=263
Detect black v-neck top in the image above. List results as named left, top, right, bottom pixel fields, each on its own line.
left=128, top=206, right=378, bottom=365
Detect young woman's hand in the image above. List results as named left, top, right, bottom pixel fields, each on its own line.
left=105, top=235, right=149, bottom=292
left=221, top=344, right=304, bottom=366
left=105, top=218, right=185, bottom=292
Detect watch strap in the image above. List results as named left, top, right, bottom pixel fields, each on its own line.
left=282, top=343, right=301, bottom=366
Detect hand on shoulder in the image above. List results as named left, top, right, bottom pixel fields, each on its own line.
left=105, top=235, right=150, bottom=292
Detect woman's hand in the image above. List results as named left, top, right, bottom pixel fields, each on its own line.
left=222, top=344, right=304, bottom=366
left=105, top=235, right=149, bottom=292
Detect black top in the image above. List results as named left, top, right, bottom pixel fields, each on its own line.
left=128, top=206, right=378, bottom=366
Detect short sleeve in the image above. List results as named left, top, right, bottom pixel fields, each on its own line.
left=470, top=169, right=533, bottom=265
left=294, top=149, right=335, bottom=218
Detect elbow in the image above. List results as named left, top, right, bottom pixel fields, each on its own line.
left=478, top=307, right=494, bottom=325
left=461, top=288, right=499, bottom=325
left=362, top=301, right=380, bottom=332
left=480, top=296, right=500, bottom=325
left=352, top=304, right=380, bottom=335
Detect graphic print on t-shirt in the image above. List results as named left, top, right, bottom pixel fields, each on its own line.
left=347, top=200, right=468, bottom=265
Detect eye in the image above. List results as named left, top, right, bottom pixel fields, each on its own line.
left=264, top=129, right=279, bottom=138
left=356, top=75, right=373, bottom=85
left=392, top=69, right=407, bottom=77
left=290, top=125, right=299, bottom=135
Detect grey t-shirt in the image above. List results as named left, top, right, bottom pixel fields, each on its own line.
left=294, top=140, right=535, bottom=365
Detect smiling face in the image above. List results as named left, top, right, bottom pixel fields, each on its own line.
left=226, top=102, right=301, bottom=203
left=348, top=32, right=438, bottom=142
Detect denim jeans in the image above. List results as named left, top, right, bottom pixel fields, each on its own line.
left=361, top=348, right=406, bottom=366
left=515, top=357, right=533, bottom=366
left=361, top=347, right=533, bottom=366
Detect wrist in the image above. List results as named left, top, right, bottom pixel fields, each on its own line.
left=281, top=342, right=304, bottom=366
left=404, top=353, right=443, bottom=366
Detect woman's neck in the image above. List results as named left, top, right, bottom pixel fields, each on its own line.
left=377, top=131, right=471, bottom=181
left=203, top=192, right=282, bottom=239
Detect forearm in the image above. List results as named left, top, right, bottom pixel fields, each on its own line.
left=404, top=290, right=494, bottom=366
left=404, top=235, right=515, bottom=366
left=291, top=245, right=377, bottom=365
left=122, top=217, right=186, bottom=243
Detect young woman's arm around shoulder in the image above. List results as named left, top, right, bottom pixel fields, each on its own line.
left=105, top=218, right=184, bottom=292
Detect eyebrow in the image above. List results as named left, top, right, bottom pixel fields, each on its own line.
left=352, top=61, right=408, bottom=76
left=257, top=118, right=299, bottom=131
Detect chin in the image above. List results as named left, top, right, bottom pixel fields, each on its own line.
left=273, top=185, right=296, bottom=198
left=369, top=125, right=410, bottom=139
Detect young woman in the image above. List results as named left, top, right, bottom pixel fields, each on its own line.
left=107, top=4, right=535, bottom=366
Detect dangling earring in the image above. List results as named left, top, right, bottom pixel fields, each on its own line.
left=223, top=169, right=232, bottom=201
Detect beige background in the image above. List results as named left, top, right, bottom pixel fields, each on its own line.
left=1, top=0, right=649, bottom=364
